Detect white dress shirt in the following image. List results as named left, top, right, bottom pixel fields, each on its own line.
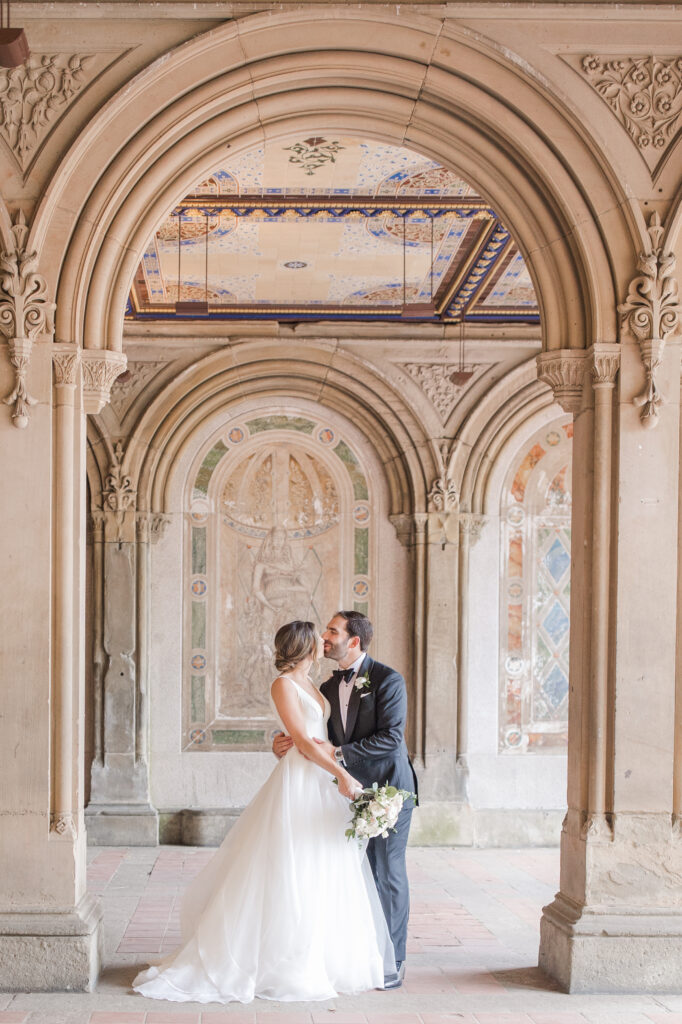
left=339, top=653, right=366, bottom=731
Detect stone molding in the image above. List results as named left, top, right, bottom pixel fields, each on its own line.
left=536, top=349, right=586, bottom=413
left=0, top=211, right=55, bottom=428
left=52, top=344, right=80, bottom=388
left=81, top=349, right=127, bottom=414
left=619, top=212, right=682, bottom=429
left=0, top=54, right=94, bottom=172
left=578, top=56, right=682, bottom=175
left=109, top=359, right=165, bottom=420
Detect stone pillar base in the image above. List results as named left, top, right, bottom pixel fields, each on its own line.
left=540, top=893, right=682, bottom=992
left=85, top=803, right=159, bottom=846
left=0, top=893, right=103, bottom=992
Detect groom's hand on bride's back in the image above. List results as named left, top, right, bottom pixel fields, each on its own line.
left=272, top=731, right=294, bottom=759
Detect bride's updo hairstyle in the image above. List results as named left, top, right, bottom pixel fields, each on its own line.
left=274, top=620, right=319, bottom=673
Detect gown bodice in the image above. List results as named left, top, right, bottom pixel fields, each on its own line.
left=270, top=675, right=330, bottom=743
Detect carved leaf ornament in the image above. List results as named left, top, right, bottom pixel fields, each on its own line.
left=0, top=54, right=93, bottom=169
left=0, top=211, right=55, bottom=428
left=580, top=56, right=682, bottom=172
left=619, top=212, right=682, bottom=428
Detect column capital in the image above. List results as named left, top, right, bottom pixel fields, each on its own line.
left=81, top=349, right=127, bottom=414
left=52, top=343, right=81, bottom=389
left=459, top=512, right=486, bottom=546
left=587, top=343, right=621, bottom=389
left=536, top=349, right=586, bottom=413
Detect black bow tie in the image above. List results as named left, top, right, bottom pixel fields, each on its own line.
left=333, top=668, right=355, bottom=683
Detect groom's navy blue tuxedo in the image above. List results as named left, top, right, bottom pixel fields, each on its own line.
left=320, top=654, right=418, bottom=963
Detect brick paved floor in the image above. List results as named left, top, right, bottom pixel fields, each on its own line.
left=1, top=846, right=682, bottom=1023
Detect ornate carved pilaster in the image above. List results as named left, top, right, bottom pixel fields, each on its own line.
left=458, top=511, right=486, bottom=545
left=0, top=210, right=55, bottom=428
left=536, top=349, right=586, bottom=413
left=81, top=349, right=127, bottom=414
left=589, top=343, right=621, bottom=390
left=619, top=212, right=682, bottom=429
left=102, top=440, right=136, bottom=543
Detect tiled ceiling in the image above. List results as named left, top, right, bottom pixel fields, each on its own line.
left=127, top=136, right=539, bottom=325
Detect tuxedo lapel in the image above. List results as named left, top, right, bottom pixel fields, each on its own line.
left=322, top=675, right=344, bottom=746
left=344, top=654, right=371, bottom=742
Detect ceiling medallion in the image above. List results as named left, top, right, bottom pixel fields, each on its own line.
left=284, top=137, right=345, bottom=176
left=283, top=261, right=307, bottom=269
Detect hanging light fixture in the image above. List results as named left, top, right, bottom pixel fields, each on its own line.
left=174, top=208, right=210, bottom=316
left=450, top=320, right=474, bottom=387
left=0, top=0, right=28, bottom=68
left=402, top=210, right=437, bottom=319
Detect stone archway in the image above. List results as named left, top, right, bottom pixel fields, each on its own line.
left=2, top=8, right=679, bottom=998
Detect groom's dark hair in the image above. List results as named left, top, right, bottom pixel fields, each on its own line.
left=336, top=610, right=373, bottom=651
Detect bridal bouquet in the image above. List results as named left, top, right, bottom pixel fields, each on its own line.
left=345, top=781, right=415, bottom=842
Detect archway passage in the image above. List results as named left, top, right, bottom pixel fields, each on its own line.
left=2, top=4, right=681, bottom=1002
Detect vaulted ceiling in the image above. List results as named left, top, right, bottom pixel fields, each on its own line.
left=126, top=136, right=540, bottom=325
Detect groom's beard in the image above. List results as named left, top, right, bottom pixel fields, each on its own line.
left=323, top=641, right=346, bottom=663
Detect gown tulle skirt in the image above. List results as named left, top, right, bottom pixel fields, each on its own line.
left=133, top=693, right=394, bottom=1003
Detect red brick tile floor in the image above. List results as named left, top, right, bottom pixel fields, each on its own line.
left=0, top=847, right=681, bottom=1023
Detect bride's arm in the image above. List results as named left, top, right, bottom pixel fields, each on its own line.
left=270, top=677, right=360, bottom=799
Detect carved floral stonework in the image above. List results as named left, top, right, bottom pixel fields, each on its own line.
left=103, top=440, right=136, bottom=542
left=109, top=360, right=165, bottom=419
left=428, top=473, right=459, bottom=513
left=81, top=349, right=127, bottom=414
left=578, top=56, right=682, bottom=174
left=619, top=212, right=682, bottom=428
left=536, top=350, right=586, bottom=413
left=0, top=54, right=94, bottom=170
left=52, top=345, right=80, bottom=387
left=459, top=512, right=486, bottom=546
left=0, top=211, right=55, bottom=428
left=589, top=344, right=621, bottom=388
left=400, top=362, right=483, bottom=421
left=136, top=510, right=170, bottom=545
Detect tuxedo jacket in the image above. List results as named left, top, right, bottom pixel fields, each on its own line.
left=320, top=654, right=418, bottom=801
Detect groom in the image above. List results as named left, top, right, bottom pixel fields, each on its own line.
left=273, top=610, right=418, bottom=988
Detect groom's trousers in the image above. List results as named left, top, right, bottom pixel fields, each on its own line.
left=366, top=802, right=413, bottom=963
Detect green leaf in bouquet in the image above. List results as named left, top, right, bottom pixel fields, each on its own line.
left=384, top=786, right=398, bottom=797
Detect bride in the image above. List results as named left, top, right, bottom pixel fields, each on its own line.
left=133, top=620, right=395, bottom=1004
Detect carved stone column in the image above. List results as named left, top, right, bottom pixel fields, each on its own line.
left=0, top=230, right=102, bottom=989
left=455, top=512, right=486, bottom=800
left=85, top=444, right=159, bottom=845
left=420, top=473, right=460, bottom=801
left=537, top=330, right=682, bottom=991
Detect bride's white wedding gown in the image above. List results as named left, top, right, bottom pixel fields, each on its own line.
left=133, top=676, right=394, bottom=1003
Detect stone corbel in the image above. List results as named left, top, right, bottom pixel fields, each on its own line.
left=619, top=212, right=682, bottom=429
left=0, top=211, right=55, bottom=429
left=81, top=349, right=127, bottom=414
left=536, top=349, right=586, bottom=413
